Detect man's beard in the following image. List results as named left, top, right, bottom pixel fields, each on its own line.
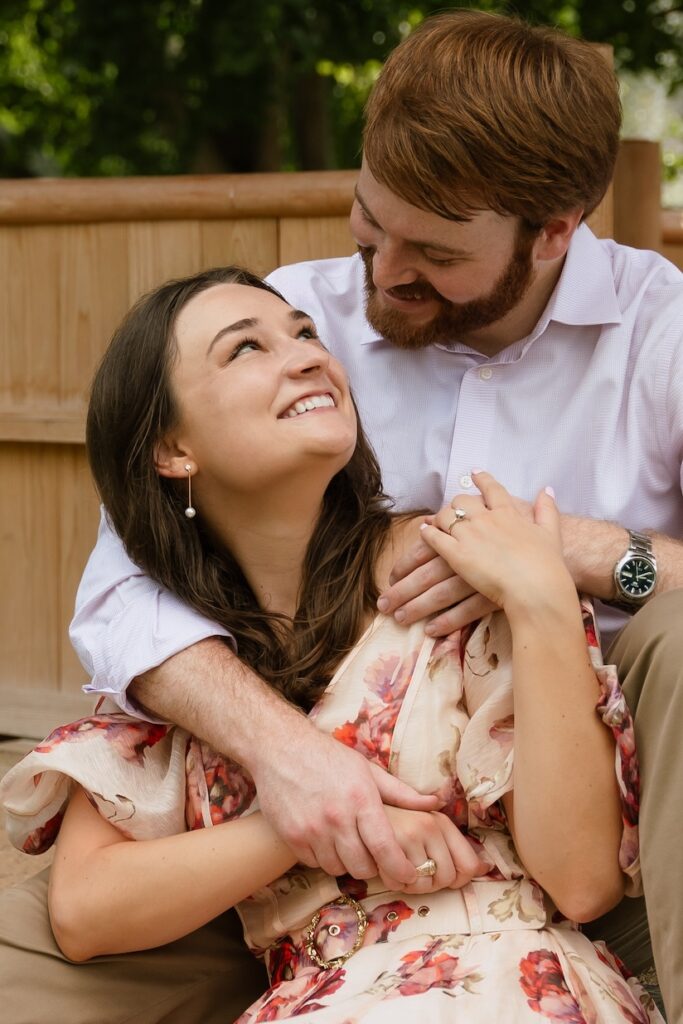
left=360, top=224, right=538, bottom=351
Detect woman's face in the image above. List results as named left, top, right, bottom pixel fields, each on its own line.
left=164, top=282, right=357, bottom=496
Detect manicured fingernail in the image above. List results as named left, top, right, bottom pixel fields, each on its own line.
left=377, top=597, right=389, bottom=612
left=471, top=468, right=484, bottom=475
left=419, top=522, right=428, bottom=531
left=544, top=485, right=556, bottom=498
left=394, top=609, right=406, bottom=623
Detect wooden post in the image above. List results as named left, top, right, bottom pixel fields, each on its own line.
left=613, top=140, right=662, bottom=251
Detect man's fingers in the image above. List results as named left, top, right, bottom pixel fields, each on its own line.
left=357, top=810, right=418, bottom=885
left=381, top=553, right=455, bottom=612
left=331, top=834, right=378, bottom=880
left=390, top=575, right=475, bottom=626
left=386, top=537, right=440, bottom=589
left=370, top=762, right=442, bottom=810
left=425, top=593, right=498, bottom=636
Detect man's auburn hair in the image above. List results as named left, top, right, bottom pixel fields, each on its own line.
left=363, top=10, right=621, bottom=227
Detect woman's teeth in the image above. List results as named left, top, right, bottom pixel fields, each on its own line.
left=283, top=394, right=335, bottom=417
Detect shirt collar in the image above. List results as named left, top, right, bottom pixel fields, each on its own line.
left=358, top=223, right=623, bottom=349
left=532, top=223, right=622, bottom=335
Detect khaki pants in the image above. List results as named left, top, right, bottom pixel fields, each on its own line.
left=583, top=589, right=683, bottom=1022
left=1, top=589, right=681, bottom=1022
left=0, top=868, right=267, bottom=1023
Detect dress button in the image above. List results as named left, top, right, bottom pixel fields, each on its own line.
left=479, top=366, right=493, bottom=380
left=386, top=911, right=399, bottom=922
left=417, top=906, right=430, bottom=917
left=460, top=474, right=473, bottom=489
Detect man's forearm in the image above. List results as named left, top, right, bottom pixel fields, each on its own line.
left=560, top=515, right=683, bottom=601
left=129, top=636, right=306, bottom=771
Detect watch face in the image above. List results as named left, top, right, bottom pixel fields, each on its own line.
left=618, top=557, right=656, bottom=598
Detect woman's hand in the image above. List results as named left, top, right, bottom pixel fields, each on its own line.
left=420, top=471, right=575, bottom=619
left=379, top=805, right=488, bottom=894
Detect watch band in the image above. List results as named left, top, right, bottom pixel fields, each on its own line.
left=609, top=529, right=657, bottom=612
left=627, top=530, right=653, bottom=558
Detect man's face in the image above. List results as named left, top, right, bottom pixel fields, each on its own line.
left=349, top=163, right=539, bottom=350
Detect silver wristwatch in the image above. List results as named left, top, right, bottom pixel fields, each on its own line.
left=612, top=530, right=657, bottom=611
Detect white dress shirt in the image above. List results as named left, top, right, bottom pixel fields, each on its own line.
left=71, top=225, right=683, bottom=711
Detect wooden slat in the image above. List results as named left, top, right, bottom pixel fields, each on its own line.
left=0, top=171, right=358, bottom=225
left=0, top=686, right=94, bottom=740
left=199, top=219, right=279, bottom=278
left=0, top=445, right=61, bottom=694
left=279, top=216, right=355, bottom=267
left=56, top=446, right=100, bottom=689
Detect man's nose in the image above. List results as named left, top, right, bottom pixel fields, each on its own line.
left=371, top=241, right=418, bottom=290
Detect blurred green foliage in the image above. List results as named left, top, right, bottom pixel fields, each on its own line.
left=0, top=0, right=681, bottom=177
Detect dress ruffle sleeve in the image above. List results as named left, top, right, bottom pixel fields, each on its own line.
left=0, top=714, right=190, bottom=853
left=454, top=601, right=641, bottom=893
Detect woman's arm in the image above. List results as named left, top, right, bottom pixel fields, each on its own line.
left=420, top=472, right=625, bottom=922
left=48, top=786, right=297, bottom=962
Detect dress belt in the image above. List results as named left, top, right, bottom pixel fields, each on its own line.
left=266, top=877, right=553, bottom=977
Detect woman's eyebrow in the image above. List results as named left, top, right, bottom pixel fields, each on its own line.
left=206, top=318, right=258, bottom=356
left=206, top=310, right=312, bottom=356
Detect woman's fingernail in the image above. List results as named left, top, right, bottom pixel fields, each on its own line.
left=425, top=624, right=436, bottom=636
left=544, top=485, right=556, bottom=498
left=394, top=609, right=406, bottom=623
left=471, top=468, right=484, bottom=475
left=377, top=597, right=389, bottom=612
left=419, top=522, right=428, bottom=531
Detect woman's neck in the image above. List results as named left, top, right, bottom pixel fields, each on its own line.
left=201, top=484, right=324, bottom=619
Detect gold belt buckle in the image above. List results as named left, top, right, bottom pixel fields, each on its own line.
left=303, top=895, right=368, bottom=970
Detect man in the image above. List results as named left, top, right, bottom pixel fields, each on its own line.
left=1, top=10, right=681, bottom=1023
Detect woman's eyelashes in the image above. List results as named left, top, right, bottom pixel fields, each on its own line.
left=224, top=325, right=320, bottom=364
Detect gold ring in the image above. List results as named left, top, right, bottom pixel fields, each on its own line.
left=447, top=508, right=467, bottom=535
left=415, top=858, right=437, bottom=877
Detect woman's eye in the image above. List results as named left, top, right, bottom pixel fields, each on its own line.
left=227, top=338, right=260, bottom=361
left=298, top=326, right=319, bottom=341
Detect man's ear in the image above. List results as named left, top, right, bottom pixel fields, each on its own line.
left=534, top=209, right=583, bottom=262
left=154, top=437, right=195, bottom=480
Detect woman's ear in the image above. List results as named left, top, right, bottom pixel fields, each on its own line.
left=154, top=437, right=195, bottom=480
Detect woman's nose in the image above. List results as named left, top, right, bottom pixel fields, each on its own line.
left=284, top=342, right=329, bottom=377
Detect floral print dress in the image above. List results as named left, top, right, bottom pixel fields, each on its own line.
left=0, top=604, right=662, bottom=1023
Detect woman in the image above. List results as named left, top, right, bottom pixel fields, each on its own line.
left=1, top=267, right=660, bottom=1022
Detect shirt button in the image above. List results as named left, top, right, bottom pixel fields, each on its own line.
left=460, top=474, right=473, bottom=489
left=479, top=366, right=493, bottom=380
left=417, top=906, right=430, bottom=917
left=386, top=911, right=399, bottom=922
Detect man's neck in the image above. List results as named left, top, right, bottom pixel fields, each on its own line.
left=464, top=254, right=566, bottom=357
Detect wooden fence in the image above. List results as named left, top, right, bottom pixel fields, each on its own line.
left=0, top=156, right=680, bottom=739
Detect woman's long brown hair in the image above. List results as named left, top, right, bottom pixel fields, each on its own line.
left=87, top=266, right=392, bottom=710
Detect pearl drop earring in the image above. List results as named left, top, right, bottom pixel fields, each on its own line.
left=184, top=464, right=196, bottom=519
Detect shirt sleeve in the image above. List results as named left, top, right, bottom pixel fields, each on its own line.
left=70, top=508, right=231, bottom=717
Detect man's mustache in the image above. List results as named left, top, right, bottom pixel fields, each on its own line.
left=358, top=245, right=445, bottom=304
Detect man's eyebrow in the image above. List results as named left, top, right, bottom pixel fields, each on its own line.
left=354, top=186, right=470, bottom=258
left=206, top=309, right=312, bottom=356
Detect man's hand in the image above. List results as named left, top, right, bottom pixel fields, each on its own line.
left=379, top=489, right=540, bottom=636
left=250, top=722, right=442, bottom=883
left=378, top=513, right=497, bottom=636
